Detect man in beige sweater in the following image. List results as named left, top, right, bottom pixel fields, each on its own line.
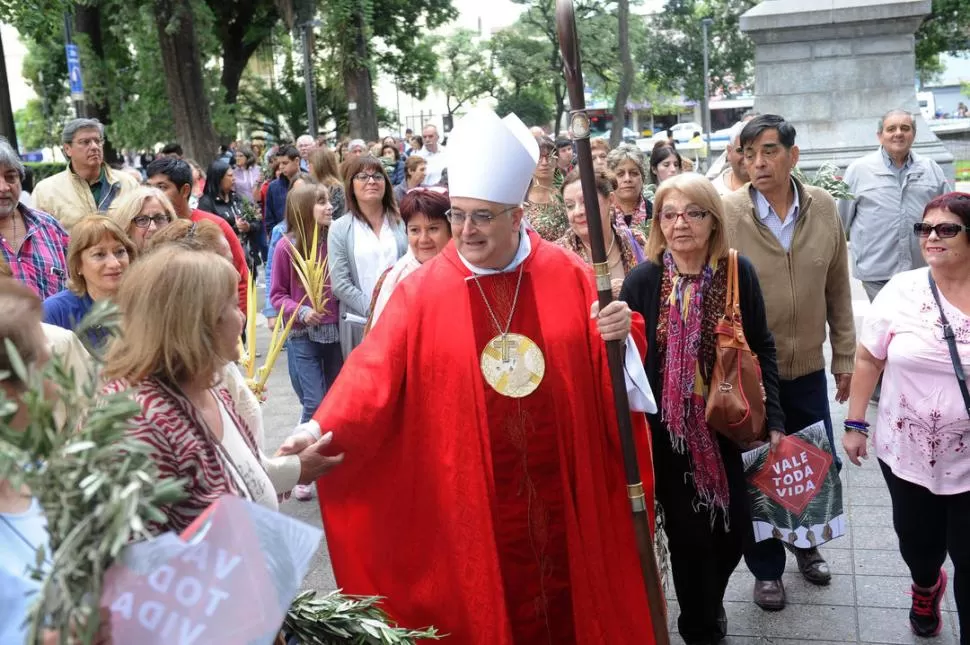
left=723, top=115, right=856, bottom=612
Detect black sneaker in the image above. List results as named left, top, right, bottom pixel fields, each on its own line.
left=908, top=568, right=947, bottom=637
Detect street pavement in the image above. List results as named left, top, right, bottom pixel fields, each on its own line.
left=253, top=250, right=961, bottom=644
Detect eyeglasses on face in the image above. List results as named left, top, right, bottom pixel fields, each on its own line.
left=132, top=214, right=169, bottom=228
left=447, top=206, right=517, bottom=227
left=73, top=137, right=104, bottom=148
left=353, top=172, right=386, bottom=183
left=659, top=209, right=709, bottom=222
left=914, top=222, right=970, bottom=238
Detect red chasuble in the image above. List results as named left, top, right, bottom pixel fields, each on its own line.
left=313, top=230, right=657, bottom=644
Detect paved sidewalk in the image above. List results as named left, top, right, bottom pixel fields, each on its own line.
left=253, top=270, right=961, bottom=644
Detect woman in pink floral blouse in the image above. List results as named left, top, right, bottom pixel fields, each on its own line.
left=844, top=192, right=970, bottom=643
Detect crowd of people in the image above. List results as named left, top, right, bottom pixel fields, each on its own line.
left=0, top=101, right=966, bottom=645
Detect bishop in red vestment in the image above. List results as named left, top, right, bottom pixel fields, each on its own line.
left=291, top=109, right=661, bottom=644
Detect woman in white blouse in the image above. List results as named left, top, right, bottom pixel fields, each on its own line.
left=328, top=155, right=407, bottom=356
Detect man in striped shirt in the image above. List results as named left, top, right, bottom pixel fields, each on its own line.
left=0, top=140, right=69, bottom=300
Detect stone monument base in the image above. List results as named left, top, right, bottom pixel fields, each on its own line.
left=740, top=0, right=953, bottom=180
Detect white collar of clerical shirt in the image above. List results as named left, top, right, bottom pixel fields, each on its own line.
left=458, top=229, right=532, bottom=276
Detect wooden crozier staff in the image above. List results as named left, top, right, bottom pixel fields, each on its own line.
left=556, top=1, right=669, bottom=642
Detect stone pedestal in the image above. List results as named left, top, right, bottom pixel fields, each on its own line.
left=740, top=0, right=954, bottom=180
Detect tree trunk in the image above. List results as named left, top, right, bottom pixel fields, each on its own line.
left=74, top=3, right=122, bottom=164
left=154, top=0, right=221, bottom=164
left=553, top=80, right=566, bottom=136
left=610, top=0, right=633, bottom=149
left=344, top=2, right=378, bottom=140
left=0, top=30, right=18, bottom=150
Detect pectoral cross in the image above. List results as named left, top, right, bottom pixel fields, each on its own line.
left=490, top=334, right=518, bottom=362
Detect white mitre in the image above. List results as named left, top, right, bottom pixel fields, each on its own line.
left=447, top=109, right=540, bottom=205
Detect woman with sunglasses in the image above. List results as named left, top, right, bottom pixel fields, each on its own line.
left=845, top=192, right=970, bottom=643
left=328, top=155, right=407, bottom=356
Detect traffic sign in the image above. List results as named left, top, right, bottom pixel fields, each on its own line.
left=65, top=44, right=84, bottom=101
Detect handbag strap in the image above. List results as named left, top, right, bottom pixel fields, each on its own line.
left=927, top=271, right=970, bottom=418
left=723, top=249, right=737, bottom=317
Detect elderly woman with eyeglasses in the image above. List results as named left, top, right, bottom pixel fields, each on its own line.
left=621, top=172, right=784, bottom=645
left=108, top=185, right=176, bottom=251
left=844, top=192, right=970, bottom=643
left=608, top=144, right=653, bottom=234
left=328, top=155, right=407, bottom=356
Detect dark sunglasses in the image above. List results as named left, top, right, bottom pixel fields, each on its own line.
left=914, top=222, right=970, bottom=238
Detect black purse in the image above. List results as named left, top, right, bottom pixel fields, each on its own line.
left=928, top=272, right=970, bottom=418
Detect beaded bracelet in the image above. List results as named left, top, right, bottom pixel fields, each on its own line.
left=844, top=419, right=870, bottom=436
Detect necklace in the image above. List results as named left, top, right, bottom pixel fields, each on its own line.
left=473, top=263, right=546, bottom=398
left=584, top=233, right=616, bottom=261
left=1, top=213, right=22, bottom=252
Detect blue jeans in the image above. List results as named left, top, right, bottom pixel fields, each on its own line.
left=288, top=335, right=343, bottom=423
left=285, top=339, right=304, bottom=404
left=745, top=369, right=837, bottom=580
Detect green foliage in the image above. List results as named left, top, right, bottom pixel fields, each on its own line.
left=497, top=0, right=619, bottom=129
left=0, top=302, right=186, bottom=643
left=24, top=162, right=67, bottom=182
left=14, top=101, right=69, bottom=153
left=237, top=44, right=349, bottom=141
left=915, top=0, right=970, bottom=78
left=431, top=29, right=497, bottom=116
left=285, top=590, right=442, bottom=644
left=495, top=86, right=553, bottom=129
left=792, top=162, right=853, bottom=201
left=643, top=0, right=758, bottom=101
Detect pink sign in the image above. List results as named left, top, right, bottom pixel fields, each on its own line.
left=102, top=496, right=321, bottom=644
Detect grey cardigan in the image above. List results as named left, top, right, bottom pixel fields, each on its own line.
left=838, top=148, right=948, bottom=282
left=327, top=212, right=407, bottom=352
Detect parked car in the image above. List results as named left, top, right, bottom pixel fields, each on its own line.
left=595, top=128, right=639, bottom=144
left=653, top=122, right=704, bottom=144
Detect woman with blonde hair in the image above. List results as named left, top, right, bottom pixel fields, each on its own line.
left=109, top=185, right=176, bottom=251
left=101, top=246, right=342, bottom=534
left=43, top=216, right=135, bottom=343
left=308, top=146, right=346, bottom=218
left=621, top=172, right=784, bottom=645
left=146, top=218, right=232, bottom=260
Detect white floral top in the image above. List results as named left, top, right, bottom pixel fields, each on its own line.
left=861, top=268, right=970, bottom=494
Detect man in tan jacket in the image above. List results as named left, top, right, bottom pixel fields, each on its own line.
left=32, top=118, right=138, bottom=231
left=723, top=114, right=856, bottom=612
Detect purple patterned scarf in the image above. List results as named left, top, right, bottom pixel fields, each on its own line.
left=660, top=251, right=730, bottom=521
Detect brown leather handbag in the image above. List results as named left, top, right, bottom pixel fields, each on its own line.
left=705, top=249, right=767, bottom=444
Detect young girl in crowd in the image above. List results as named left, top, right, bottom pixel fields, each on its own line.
left=270, top=183, right=343, bottom=502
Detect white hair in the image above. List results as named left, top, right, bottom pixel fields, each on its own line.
left=728, top=121, right=746, bottom=146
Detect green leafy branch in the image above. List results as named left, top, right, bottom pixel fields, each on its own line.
left=284, top=590, right=443, bottom=644
left=0, top=302, right=186, bottom=644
